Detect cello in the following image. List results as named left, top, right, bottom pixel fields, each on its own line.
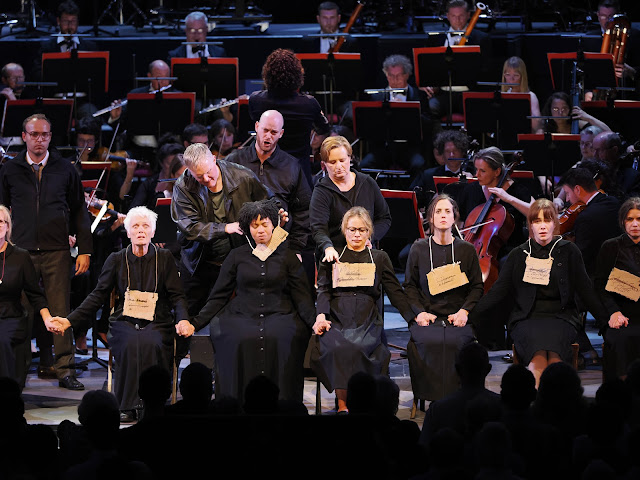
left=461, top=158, right=522, bottom=292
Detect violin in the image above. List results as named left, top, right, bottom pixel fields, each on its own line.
left=558, top=187, right=606, bottom=240
left=87, top=198, right=119, bottom=223
left=461, top=158, right=523, bottom=292
left=95, top=147, right=151, bottom=171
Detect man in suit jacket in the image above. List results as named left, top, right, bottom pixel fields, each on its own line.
left=166, top=11, right=226, bottom=65
left=423, top=0, right=492, bottom=118
left=593, top=131, right=640, bottom=199
left=39, top=0, right=98, bottom=55
left=359, top=54, right=438, bottom=179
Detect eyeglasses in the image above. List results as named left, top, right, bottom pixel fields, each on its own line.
left=24, top=131, right=52, bottom=140
left=0, top=219, right=8, bottom=225
left=346, top=227, right=369, bottom=234
left=187, top=28, right=206, bottom=34
left=552, top=107, right=570, bottom=114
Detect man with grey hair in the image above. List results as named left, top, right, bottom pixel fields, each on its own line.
left=167, top=11, right=226, bottom=63
left=360, top=54, right=437, bottom=177
left=171, top=143, right=272, bottom=316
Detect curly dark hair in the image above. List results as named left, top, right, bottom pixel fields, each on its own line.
left=238, top=199, right=280, bottom=235
left=262, top=49, right=304, bottom=95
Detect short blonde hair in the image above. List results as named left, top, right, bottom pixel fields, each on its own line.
left=527, top=198, right=559, bottom=234
left=0, top=205, right=12, bottom=243
left=182, top=143, right=212, bottom=170
left=320, top=135, right=352, bottom=164
left=341, top=206, right=373, bottom=239
left=124, top=206, right=158, bottom=234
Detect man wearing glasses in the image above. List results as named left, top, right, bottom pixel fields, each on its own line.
left=167, top=11, right=226, bottom=64
left=0, top=114, right=92, bottom=390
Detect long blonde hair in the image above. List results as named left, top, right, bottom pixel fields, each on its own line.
left=501, top=56, right=530, bottom=93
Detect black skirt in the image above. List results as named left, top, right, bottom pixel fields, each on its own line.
left=511, top=316, right=578, bottom=365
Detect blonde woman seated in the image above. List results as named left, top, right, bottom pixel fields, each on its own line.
left=501, top=56, right=541, bottom=133
left=310, top=207, right=415, bottom=414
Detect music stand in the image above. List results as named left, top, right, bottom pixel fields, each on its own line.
left=1, top=99, right=73, bottom=145
left=155, top=198, right=176, bottom=244
left=413, top=46, right=481, bottom=127
left=464, top=92, right=532, bottom=151
left=581, top=100, right=640, bottom=144
left=547, top=52, right=616, bottom=94
left=171, top=57, right=238, bottom=104
left=352, top=100, right=422, bottom=145
left=295, top=53, right=362, bottom=121
left=41, top=51, right=109, bottom=98
left=517, top=133, right=581, bottom=181
left=433, top=176, right=478, bottom=193
left=125, top=92, right=195, bottom=138
left=380, top=189, right=425, bottom=241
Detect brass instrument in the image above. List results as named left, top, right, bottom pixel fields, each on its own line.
left=601, top=14, right=631, bottom=65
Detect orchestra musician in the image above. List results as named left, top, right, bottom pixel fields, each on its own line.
left=181, top=123, right=209, bottom=149
left=403, top=193, right=484, bottom=401
left=538, top=92, right=610, bottom=135
left=0, top=63, right=29, bottom=149
left=593, top=131, right=640, bottom=199
left=500, top=56, right=542, bottom=133
left=472, top=198, right=608, bottom=387
left=316, top=2, right=342, bottom=53
left=210, top=119, right=238, bottom=159
left=39, top=1, right=98, bottom=54
left=166, top=11, right=226, bottom=63
left=594, top=197, right=640, bottom=380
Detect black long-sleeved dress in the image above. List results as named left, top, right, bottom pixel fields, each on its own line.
left=191, top=243, right=315, bottom=404
left=67, top=246, right=188, bottom=410
left=595, top=234, right=640, bottom=380
left=309, top=248, right=415, bottom=392
left=0, top=244, right=48, bottom=385
left=403, top=237, right=484, bottom=400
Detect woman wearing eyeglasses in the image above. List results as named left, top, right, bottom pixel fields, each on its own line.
left=538, top=92, right=609, bottom=134
left=310, top=207, right=416, bottom=414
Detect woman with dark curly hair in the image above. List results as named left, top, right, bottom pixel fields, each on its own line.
left=182, top=199, right=316, bottom=404
left=249, top=48, right=330, bottom=187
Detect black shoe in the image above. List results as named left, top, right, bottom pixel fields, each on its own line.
left=37, top=365, right=57, bottom=379
left=59, top=376, right=84, bottom=391
left=75, top=347, right=89, bottom=355
left=502, top=353, right=513, bottom=363
left=120, top=410, right=137, bottom=423
left=336, top=410, right=349, bottom=416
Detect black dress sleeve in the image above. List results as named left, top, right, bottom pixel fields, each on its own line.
left=190, top=249, right=238, bottom=331
left=403, top=240, right=430, bottom=318
left=594, top=237, right=622, bottom=317
left=160, top=250, right=189, bottom=323
left=285, top=251, right=316, bottom=327
left=458, top=242, right=484, bottom=313
left=377, top=251, right=415, bottom=323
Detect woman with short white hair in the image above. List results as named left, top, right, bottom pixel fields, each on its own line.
left=58, top=206, right=191, bottom=422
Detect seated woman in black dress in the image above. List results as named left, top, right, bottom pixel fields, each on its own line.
left=0, top=205, right=59, bottom=387
left=310, top=207, right=415, bottom=413
left=57, top=206, right=191, bottom=421
left=403, top=194, right=484, bottom=401
left=180, top=199, right=316, bottom=404
left=472, top=198, right=607, bottom=387
left=595, top=197, right=640, bottom=380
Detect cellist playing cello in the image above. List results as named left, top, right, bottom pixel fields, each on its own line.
left=457, top=147, right=535, bottom=350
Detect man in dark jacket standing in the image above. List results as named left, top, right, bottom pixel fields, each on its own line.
left=171, top=143, right=271, bottom=317
left=0, top=114, right=92, bottom=390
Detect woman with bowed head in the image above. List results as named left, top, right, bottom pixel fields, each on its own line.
left=0, top=205, right=59, bottom=387
left=179, top=199, right=316, bottom=404
left=310, top=207, right=416, bottom=414
left=472, top=199, right=608, bottom=387
left=310, top=135, right=391, bottom=263
left=55, top=206, right=191, bottom=422
left=402, top=194, right=484, bottom=402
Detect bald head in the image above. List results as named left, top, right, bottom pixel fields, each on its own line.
left=255, top=110, right=284, bottom=159
left=148, top=60, right=171, bottom=91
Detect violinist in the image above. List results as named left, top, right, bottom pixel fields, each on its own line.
left=402, top=193, right=484, bottom=401
left=182, top=123, right=209, bottom=149
left=471, top=199, right=608, bottom=387
left=73, top=117, right=102, bottom=166
left=558, top=167, right=621, bottom=276
left=210, top=119, right=238, bottom=159
left=593, top=131, right=640, bottom=199
left=594, top=197, right=640, bottom=380
left=131, top=143, right=185, bottom=211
